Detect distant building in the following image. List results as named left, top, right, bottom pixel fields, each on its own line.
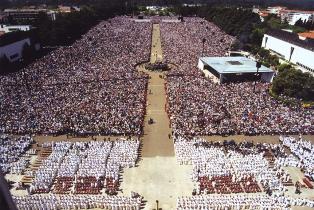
left=266, top=6, right=286, bottom=15
left=262, top=29, right=314, bottom=74
left=298, top=31, right=314, bottom=40
left=0, top=25, right=33, bottom=33
left=4, top=9, right=56, bottom=21
left=280, top=10, right=314, bottom=25
left=0, top=38, right=31, bottom=62
left=0, top=30, right=40, bottom=63
left=58, top=5, right=80, bottom=13
left=197, top=57, right=275, bottom=84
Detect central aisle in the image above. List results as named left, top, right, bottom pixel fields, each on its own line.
left=121, top=24, right=194, bottom=210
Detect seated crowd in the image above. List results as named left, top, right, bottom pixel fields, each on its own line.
left=175, top=136, right=314, bottom=209
left=14, top=194, right=142, bottom=210
left=30, top=139, right=140, bottom=195
left=0, top=17, right=151, bottom=135
left=166, top=78, right=313, bottom=135
left=279, top=136, right=314, bottom=181
left=0, top=135, right=33, bottom=174
left=177, top=194, right=314, bottom=210
left=174, top=136, right=296, bottom=195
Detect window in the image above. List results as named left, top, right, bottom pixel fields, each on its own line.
left=9, top=53, right=19, bottom=59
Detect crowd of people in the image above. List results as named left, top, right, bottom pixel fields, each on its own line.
left=14, top=194, right=142, bottom=210
left=160, top=17, right=235, bottom=75
left=175, top=136, right=314, bottom=209
left=174, top=136, right=290, bottom=194
left=0, top=17, right=151, bottom=135
left=30, top=139, right=140, bottom=195
left=279, top=136, right=314, bottom=181
left=166, top=78, right=314, bottom=135
left=177, top=194, right=314, bottom=210
left=0, top=135, right=33, bottom=174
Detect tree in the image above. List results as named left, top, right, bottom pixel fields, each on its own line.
left=277, top=63, right=293, bottom=73
left=272, top=68, right=314, bottom=101
left=294, top=18, right=304, bottom=27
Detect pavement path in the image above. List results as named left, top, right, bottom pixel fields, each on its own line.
left=121, top=24, right=194, bottom=210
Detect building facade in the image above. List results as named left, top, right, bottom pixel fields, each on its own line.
left=280, top=10, right=314, bottom=25
left=0, top=25, right=32, bottom=33
left=0, top=38, right=31, bottom=62
left=262, top=30, right=314, bottom=74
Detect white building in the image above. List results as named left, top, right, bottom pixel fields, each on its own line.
left=280, top=10, right=314, bottom=25
left=262, top=30, right=314, bottom=74
left=197, top=56, right=275, bottom=84
left=0, top=24, right=33, bottom=33
left=0, top=38, right=31, bottom=62
left=266, top=6, right=286, bottom=15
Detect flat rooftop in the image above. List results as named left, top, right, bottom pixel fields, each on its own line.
left=200, top=56, right=274, bottom=74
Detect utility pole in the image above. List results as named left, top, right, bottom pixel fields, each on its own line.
left=202, top=38, right=206, bottom=57
left=254, top=61, right=262, bottom=93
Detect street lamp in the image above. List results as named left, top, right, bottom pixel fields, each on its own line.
left=254, top=61, right=262, bottom=93
left=202, top=38, right=206, bottom=57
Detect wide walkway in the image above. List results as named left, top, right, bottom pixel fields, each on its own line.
left=121, top=24, right=194, bottom=210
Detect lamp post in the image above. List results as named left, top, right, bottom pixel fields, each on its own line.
left=202, top=38, right=206, bottom=57
left=254, top=61, right=262, bottom=93
left=156, top=200, right=159, bottom=210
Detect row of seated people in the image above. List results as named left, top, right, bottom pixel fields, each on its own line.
left=52, top=176, right=120, bottom=195
left=105, top=177, right=119, bottom=195
left=240, top=176, right=262, bottom=193
left=53, top=177, right=73, bottom=194
left=74, top=176, right=104, bottom=194
left=199, top=175, right=243, bottom=194
left=199, top=175, right=262, bottom=194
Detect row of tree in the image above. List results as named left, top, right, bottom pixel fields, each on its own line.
left=295, top=19, right=314, bottom=31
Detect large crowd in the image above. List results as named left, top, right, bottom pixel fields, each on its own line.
left=160, top=18, right=313, bottom=136
left=279, top=136, right=314, bottom=180
left=177, top=194, right=314, bottom=210
left=0, top=135, right=33, bottom=174
left=30, top=139, right=140, bottom=195
left=175, top=136, right=314, bottom=209
left=166, top=78, right=314, bottom=135
left=14, top=194, right=142, bottom=210
left=0, top=17, right=151, bottom=135
left=174, top=136, right=289, bottom=194
left=160, top=17, right=235, bottom=75
left=1, top=15, right=314, bottom=210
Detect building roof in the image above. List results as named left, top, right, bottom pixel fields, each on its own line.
left=266, top=29, right=314, bottom=52
left=280, top=9, right=314, bottom=14
left=298, top=31, right=314, bottom=40
left=200, top=57, right=274, bottom=74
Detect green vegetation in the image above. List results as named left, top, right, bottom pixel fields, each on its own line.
left=272, top=64, right=314, bottom=101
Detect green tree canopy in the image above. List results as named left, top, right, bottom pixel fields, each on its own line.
left=272, top=67, right=314, bottom=101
